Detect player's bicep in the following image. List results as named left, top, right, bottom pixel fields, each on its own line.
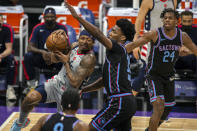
left=76, top=54, right=96, bottom=81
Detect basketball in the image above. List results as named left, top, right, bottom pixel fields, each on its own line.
left=46, top=29, right=70, bottom=53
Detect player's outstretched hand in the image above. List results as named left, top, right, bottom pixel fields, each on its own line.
left=64, top=0, right=79, bottom=19
left=54, top=50, right=71, bottom=64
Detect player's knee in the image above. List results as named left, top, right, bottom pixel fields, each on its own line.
left=153, top=98, right=165, bottom=114
left=22, top=90, right=42, bottom=108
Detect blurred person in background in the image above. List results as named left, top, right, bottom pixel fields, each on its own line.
left=0, top=14, right=17, bottom=101
left=175, top=10, right=197, bottom=73
left=23, top=7, right=68, bottom=91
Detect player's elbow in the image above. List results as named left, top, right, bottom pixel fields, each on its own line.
left=70, top=79, right=81, bottom=89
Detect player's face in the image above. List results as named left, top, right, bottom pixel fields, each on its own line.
left=163, top=12, right=178, bottom=30
left=78, top=35, right=94, bottom=52
left=181, top=15, right=193, bottom=26
left=44, top=13, right=56, bottom=27
left=109, top=25, right=125, bottom=43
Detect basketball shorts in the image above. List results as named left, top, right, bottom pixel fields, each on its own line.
left=146, top=75, right=176, bottom=107
left=91, top=94, right=136, bottom=131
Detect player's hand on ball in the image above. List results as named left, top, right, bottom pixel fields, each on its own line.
left=54, top=50, right=71, bottom=64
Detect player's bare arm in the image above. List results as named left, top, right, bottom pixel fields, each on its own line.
left=64, top=0, right=113, bottom=50
left=126, top=30, right=157, bottom=54
left=74, top=121, right=89, bottom=131
left=182, top=32, right=197, bottom=56
left=173, top=0, right=177, bottom=9
left=135, top=0, right=152, bottom=37
left=67, top=53, right=96, bottom=88
left=55, top=51, right=96, bottom=88
left=82, top=77, right=104, bottom=93
left=30, top=114, right=48, bottom=131
left=0, top=42, right=12, bottom=62
left=133, top=0, right=152, bottom=59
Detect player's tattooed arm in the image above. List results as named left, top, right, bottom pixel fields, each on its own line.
left=81, top=77, right=104, bottom=93
left=65, top=53, right=96, bottom=88
left=55, top=50, right=96, bottom=88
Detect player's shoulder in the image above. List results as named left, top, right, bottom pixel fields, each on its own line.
left=74, top=121, right=89, bottom=131
left=81, top=52, right=96, bottom=66
left=34, top=22, right=45, bottom=29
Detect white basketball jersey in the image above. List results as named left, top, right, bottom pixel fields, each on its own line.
left=44, top=46, right=85, bottom=111
left=146, top=0, right=174, bottom=30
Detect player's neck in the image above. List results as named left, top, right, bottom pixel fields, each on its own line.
left=163, top=27, right=176, bottom=38
left=64, top=110, right=77, bottom=115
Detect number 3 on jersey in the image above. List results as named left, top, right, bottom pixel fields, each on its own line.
left=163, top=51, right=175, bottom=62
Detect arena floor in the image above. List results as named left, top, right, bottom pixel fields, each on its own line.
left=0, top=106, right=197, bottom=131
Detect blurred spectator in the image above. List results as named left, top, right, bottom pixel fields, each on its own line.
left=0, top=0, right=19, bottom=6
left=23, top=7, right=68, bottom=90
left=0, top=14, right=17, bottom=100
left=176, top=10, right=197, bottom=72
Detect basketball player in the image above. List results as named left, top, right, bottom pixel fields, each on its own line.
left=30, top=88, right=89, bottom=131
left=132, top=0, right=177, bottom=96
left=126, top=8, right=197, bottom=131
left=66, top=2, right=197, bottom=130
left=10, top=30, right=96, bottom=131
left=133, top=0, right=177, bottom=59
left=65, top=1, right=137, bottom=131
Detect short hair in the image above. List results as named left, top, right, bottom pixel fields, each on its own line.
left=181, top=10, right=193, bottom=18
left=160, top=8, right=179, bottom=20
left=116, top=19, right=135, bottom=41
left=61, top=88, right=80, bottom=111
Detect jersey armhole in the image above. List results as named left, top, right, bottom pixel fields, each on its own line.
left=45, top=114, right=53, bottom=123
left=72, top=119, right=81, bottom=129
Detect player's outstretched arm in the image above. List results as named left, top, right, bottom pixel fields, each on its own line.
left=125, top=30, right=156, bottom=54
left=182, top=32, right=197, bottom=57
left=133, top=0, right=152, bottom=60
left=64, top=0, right=113, bottom=50
left=30, top=115, right=48, bottom=131
left=81, top=77, right=104, bottom=93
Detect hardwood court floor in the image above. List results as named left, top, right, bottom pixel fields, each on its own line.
left=1, top=112, right=197, bottom=131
